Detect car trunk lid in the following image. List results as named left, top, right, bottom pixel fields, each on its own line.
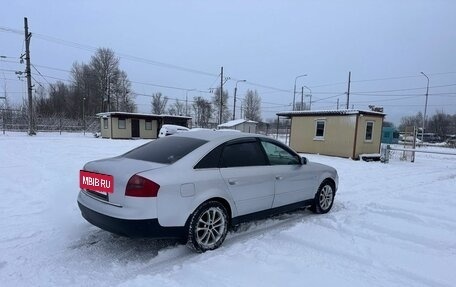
left=82, top=157, right=167, bottom=205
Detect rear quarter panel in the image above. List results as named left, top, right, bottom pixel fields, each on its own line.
left=140, top=166, right=236, bottom=227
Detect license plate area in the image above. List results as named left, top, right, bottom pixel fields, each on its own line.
left=80, top=170, right=114, bottom=193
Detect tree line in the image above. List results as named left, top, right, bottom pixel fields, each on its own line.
left=399, top=111, right=456, bottom=137
left=32, top=48, right=136, bottom=119
left=3, top=46, right=263, bottom=127
left=151, top=87, right=263, bottom=127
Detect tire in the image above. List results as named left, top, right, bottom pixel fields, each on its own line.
left=186, top=201, right=229, bottom=253
left=311, top=181, right=335, bottom=214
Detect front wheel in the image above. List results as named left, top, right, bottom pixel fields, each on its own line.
left=312, top=181, right=335, bottom=214
left=186, top=201, right=228, bottom=253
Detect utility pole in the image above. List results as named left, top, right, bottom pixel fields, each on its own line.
left=303, top=86, right=312, bottom=110
left=233, top=85, right=237, bottom=120
left=293, top=74, right=307, bottom=111
left=24, top=17, right=35, bottom=135
left=184, top=89, right=195, bottom=117
left=337, top=98, right=339, bottom=110
left=346, top=71, right=351, bottom=109
left=233, top=80, right=246, bottom=120
left=420, top=72, right=430, bottom=142
left=301, top=86, right=304, bottom=111
left=185, top=93, right=188, bottom=116
left=219, top=66, right=223, bottom=124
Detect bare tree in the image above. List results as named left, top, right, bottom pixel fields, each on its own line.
left=243, top=89, right=262, bottom=122
left=72, top=54, right=135, bottom=116
left=193, top=96, right=212, bottom=128
left=399, top=112, right=423, bottom=132
left=212, top=87, right=230, bottom=124
left=48, top=82, right=70, bottom=117
left=427, top=111, right=452, bottom=137
left=89, top=48, right=120, bottom=112
left=112, top=70, right=135, bottom=112
left=151, top=92, right=168, bottom=114
left=167, top=99, right=185, bottom=115
left=71, top=62, right=99, bottom=116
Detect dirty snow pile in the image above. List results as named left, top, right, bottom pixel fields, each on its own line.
left=0, top=132, right=455, bottom=287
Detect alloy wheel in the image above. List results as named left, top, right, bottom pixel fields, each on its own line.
left=319, top=185, right=334, bottom=211
left=195, top=207, right=227, bottom=249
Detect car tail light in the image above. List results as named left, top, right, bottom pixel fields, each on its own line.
left=125, top=175, right=160, bottom=197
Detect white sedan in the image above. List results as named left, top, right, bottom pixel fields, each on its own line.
left=78, top=130, right=338, bottom=252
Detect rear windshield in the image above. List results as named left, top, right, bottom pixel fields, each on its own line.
left=123, top=136, right=207, bottom=164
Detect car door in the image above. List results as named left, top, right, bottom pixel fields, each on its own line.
left=259, top=139, right=317, bottom=208
left=219, top=138, right=275, bottom=216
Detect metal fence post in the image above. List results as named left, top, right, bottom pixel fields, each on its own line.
left=381, top=144, right=390, bottom=163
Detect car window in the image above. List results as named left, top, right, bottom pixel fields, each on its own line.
left=260, top=140, right=300, bottom=165
left=123, top=136, right=207, bottom=164
left=194, top=144, right=223, bottom=169
left=220, top=140, right=267, bottom=168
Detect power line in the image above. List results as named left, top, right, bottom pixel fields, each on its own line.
left=243, top=80, right=290, bottom=93
left=351, top=75, right=420, bottom=83
left=311, top=93, right=346, bottom=103
left=6, top=25, right=295, bottom=94
left=3, top=25, right=220, bottom=77
left=350, top=92, right=455, bottom=97
left=352, top=83, right=456, bottom=94
left=0, top=26, right=23, bottom=35
left=30, top=75, right=46, bottom=90
left=351, top=95, right=419, bottom=104
left=0, top=68, right=22, bottom=73
left=30, top=32, right=219, bottom=77
left=31, top=64, right=54, bottom=88
left=309, top=81, right=347, bottom=88
left=33, top=64, right=71, bottom=73
left=130, top=79, right=210, bottom=93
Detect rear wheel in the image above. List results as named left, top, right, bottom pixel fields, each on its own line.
left=312, top=181, right=335, bottom=214
left=186, top=201, right=228, bottom=253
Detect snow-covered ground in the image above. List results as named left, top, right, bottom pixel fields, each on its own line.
left=1, top=132, right=455, bottom=287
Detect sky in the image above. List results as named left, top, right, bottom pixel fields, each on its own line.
left=1, top=0, right=456, bottom=124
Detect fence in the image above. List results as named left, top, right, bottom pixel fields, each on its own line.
left=381, top=144, right=456, bottom=163
left=1, top=112, right=100, bottom=135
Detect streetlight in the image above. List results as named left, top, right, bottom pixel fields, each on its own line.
left=303, top=86, right=312, bottom=110
left=233, top=80, right=246, bottom=120
left=420, top=72, right=429, bottom=142
left=293, top=74, right=307, bottom=111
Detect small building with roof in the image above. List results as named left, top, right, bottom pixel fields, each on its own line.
left=218, top=119, right=258, bottom=133
left=381, top=126, right=400, bottom=144
left=276, top=109, right=385, bottom=159
left=97, top=112, right=191, bottom=139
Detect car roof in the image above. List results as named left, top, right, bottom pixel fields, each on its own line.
left=174, top=129, right=265, bottom=142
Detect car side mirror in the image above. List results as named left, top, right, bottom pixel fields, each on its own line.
left=301, top=156, right=308, bottom=165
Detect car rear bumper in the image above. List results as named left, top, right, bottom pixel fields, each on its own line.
left=78, top=202, right=186, bottom=239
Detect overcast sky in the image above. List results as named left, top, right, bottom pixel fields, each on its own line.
left=1, top=0, right=455, bottom=124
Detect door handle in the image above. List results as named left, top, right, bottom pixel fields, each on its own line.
left=275, top=176, right=284, bottom=180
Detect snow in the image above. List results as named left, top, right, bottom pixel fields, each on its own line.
left=1, top=132, right=456, bottom=287
left=218, top=119, right=257, bottom=128
left=276, top=109, right=386, bottom=117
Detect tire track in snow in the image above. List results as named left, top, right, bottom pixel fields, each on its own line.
left=366, top=202, right=456, bottom=230
left=277, top=220, right=454, bottom=287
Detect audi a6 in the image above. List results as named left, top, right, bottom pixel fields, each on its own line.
left=77, top=130, right=338, bottom=252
